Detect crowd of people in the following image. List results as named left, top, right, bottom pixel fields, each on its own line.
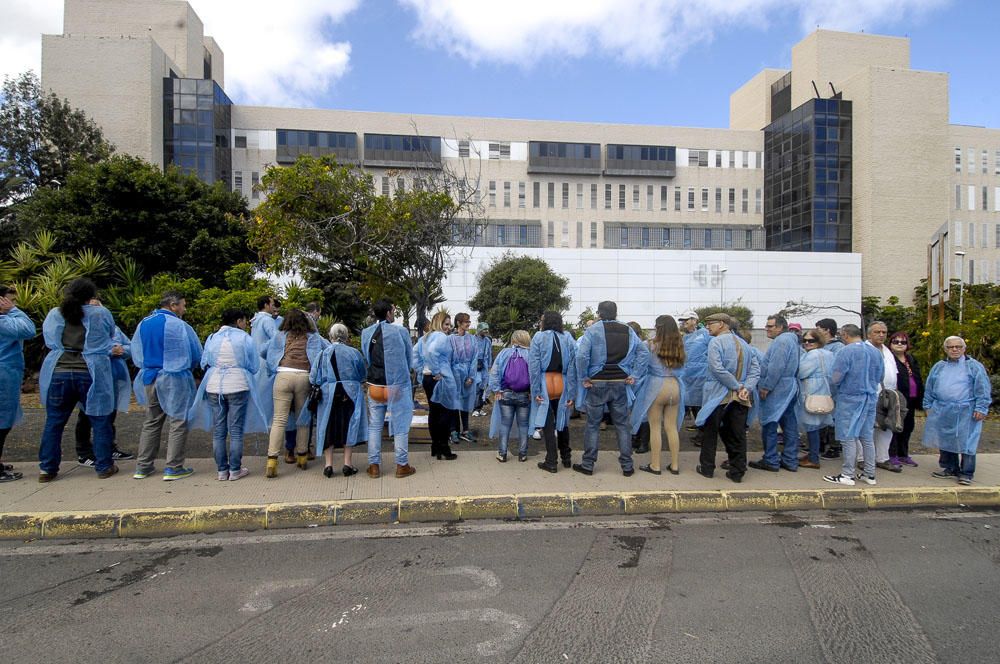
left=0, top=280, right=992, bottom=487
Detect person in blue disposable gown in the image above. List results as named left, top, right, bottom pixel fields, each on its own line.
left=823, top=324, right=884, bottom=486
left=574, top=300, right=650, bottom=476
left=312, top=322, right=368, bottom=478
left=530, top=311, right=577, bottom=473
left=132, top=291, right=203, bottom=481
left=679, top=311, right=710, bottom=438
left=421, top=312, right=458, bottom=460
left=488, top=330, right=534, bottom=462
left=750, top=314, right=801, bottom=472
left=631, top=315, right=687, bottom=475
left=0, top=285, right=36, bottom=482
left=472, top=322, right=493, bottom=417
left=38, top=278, right=120, bottom=481
left=447, top=312, right=480, bottom=443
left=796, top=331, right=834, bottom=469
left=695, top=313, right=760, bottom=483
left=362, top=300, right=415, bottom=479
left=250, top=295, right=280, bottom=356
left=924, top=336, right=992, bottom=485
left=187, top=308, right=267, bottom=481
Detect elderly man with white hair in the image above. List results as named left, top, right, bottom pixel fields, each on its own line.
left=923, top=336, right=991, bottom=485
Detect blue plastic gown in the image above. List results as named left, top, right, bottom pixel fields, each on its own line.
left=796, top=348, right=834, bottom=432
left=447, top=333, right=480, bottom=413
left=630, top=343, right=687, bottom=434
left=131, top=311, right=203, bottom=419
left=476, top=334, right=494, bottom=387
left=829, top=341, right=883, bottom=441
left=528, top=330, right=578, bottom=431
left=487, top=346, right=531, bottom=439
left=681, top=328, right=711, bottom=407
left=757, top=331, right=801, bottom=425
left=250, top=311, right=279, bottom=356
left=40, top=305, right=117, bottom=417
left=110, top=326, right=133, bottom=413
left=0, top=307, right=36, bottom=429
left=824, top=339, right=845, bottom=356
left=695, top=332, right=761, bottom=427
left=922, top=356, right=992, bottom=454
left=309, top=342, right=368, bottom=451
left=361, top=321, right=414, bottom=436
left=257, top=331, right=326, bottom=424
left=187, top=326, right=269, bottom=434
left=574, top=320, right=650, bottom=407
left=425, top=331, right=460, bottom=410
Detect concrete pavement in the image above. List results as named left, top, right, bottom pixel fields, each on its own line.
left=1, top=450, right=998, bottom=539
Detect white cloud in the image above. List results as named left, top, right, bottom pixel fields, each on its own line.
left=0, top=0, right=62, bottom=83
left=193, top=0, right=359, bottom=106
left=398, top=0, right=949, bottom=66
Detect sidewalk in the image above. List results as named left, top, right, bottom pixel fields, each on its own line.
left=2, top=451, right=998, bottom=540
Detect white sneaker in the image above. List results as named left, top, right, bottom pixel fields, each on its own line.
left=532, top=429, right=542, bottom=440
left=823, top=473, right=856, bottom=486
left=217, top=470, right=229, bottom=481
left=471, top=410, right=484, bottom=417
left=855, top=472, right=877, bottom=485
left=229, top=467, right=250, bottom=481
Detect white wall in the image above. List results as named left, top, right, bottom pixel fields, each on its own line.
left=441, top=248, right=863, bottom=329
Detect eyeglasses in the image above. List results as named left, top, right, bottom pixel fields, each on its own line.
left=945, top=345, right=965, bottom=350
left=802, top=338, right=817, bottom=344
left=764, top=324, right=776, bottom=329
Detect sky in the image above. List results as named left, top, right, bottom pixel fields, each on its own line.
left=3, top=0, right=999, bottom=130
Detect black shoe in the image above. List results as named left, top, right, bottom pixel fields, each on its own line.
left=639, top=464, right=661, bottom=476
left=436, top=453, right=458, bottom=461
left=537, top=462, right=557, bottom=474
left=571, top=463, right=593, bottom=476
left=323, top=465, right=335, bottom=478
left=562, top=458, right=572, bottom=468
left=695, top=464, right=713, bottom=479
left=111, top=448, right=135, bottom=461
left=748, top=459, right=780, bottom=472
left=725, top=470, right=743, bottom=483
left=518, top=454, right=528, bottom=462
left=720, top=459, right=731, bottom=470
left=779, top=462, right=798, bottom=472
left=622, top=468, right=634, bottom=477
left=633, top=445, right=650, bottom=454
left=822, top=448, right=842, bottom=459
left=342, top=465, right=358, bottom=477
left=0, top=470, right=23, bottom=482
left=77, top=457, right=96, bottom=468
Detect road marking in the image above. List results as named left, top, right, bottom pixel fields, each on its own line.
left=431, top=566, right=501, bottom=601
left=366, top=608, right=526, bottom=656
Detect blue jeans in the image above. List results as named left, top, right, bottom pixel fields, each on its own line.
left=840, top=435, right=875, bottom=478
left=497, top=390, right=531, bottom=456
left=40, top=372, right=114, bottom=474
left=761, top=399, right=799, bottom=469
left=208, top=391, right=249, bottom=472
left=939, top=451, right=975, bottom=479
left=582, top=382, right=632, bottom=472
left=806, top=429, right=821, bottom=464
left=368, top=399, right=408, bottom=466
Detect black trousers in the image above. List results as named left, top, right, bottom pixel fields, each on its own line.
left=453, top=409, right=470, bottom=433
left=699, top=402, right=749, bottom=477
left=423, top=375, right=454, bottom=456
left=75, top=409, right=119, bottom=459
left=0, top=427, right=9, bottom=461
left=542, top=398, right=571, bottom=466
left=820, top=425, right=837, bottom=453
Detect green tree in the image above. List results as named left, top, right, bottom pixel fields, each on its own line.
left=0, top=71, right=112, bottom=202
left=468, top=253, right=570, bottom=339
left=695, top=303, right=754, bottom=332
left=14, top=155, right=254, bottom=288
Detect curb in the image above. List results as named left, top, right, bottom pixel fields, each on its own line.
left=1, top=486, right=997, bottom=540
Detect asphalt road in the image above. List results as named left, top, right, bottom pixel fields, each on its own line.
left=2, top=509, right=998, bottom=663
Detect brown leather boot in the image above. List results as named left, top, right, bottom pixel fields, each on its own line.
left=395, top=464, right=416, bottom=478
left=366, top=463, right=380, bottom=479
left=284, top=450, right=295, bottom=464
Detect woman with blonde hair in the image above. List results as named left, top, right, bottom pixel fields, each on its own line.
left=630, top=315, right=686, bottom=475
left=422, top=312, right=458, bottom=460
left=488, top=330, right=533, bottom=462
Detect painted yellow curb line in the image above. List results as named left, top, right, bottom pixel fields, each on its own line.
left=0, top=486, right=995, bottom=540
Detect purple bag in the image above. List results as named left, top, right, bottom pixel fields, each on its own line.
left=502, top=351, right=530, bottom=392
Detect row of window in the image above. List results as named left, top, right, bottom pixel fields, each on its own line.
left=955, top=185, right=1000, bottom=212
left=604, top=224, right=765, bottom=250
left=233, top=170, right=260, bottom=199
left=481, top=180, right=761, bottom=214
left=953, top=257, right=998, bottom=285
left=954, top=147, right=1000, bottom=176
left=952, top=221, right=1000, bottom=250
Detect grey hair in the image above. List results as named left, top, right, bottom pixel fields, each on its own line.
left=943, top=335, right=966, bottom=349
left=328, top=322, right=350, bottom=343
left=866, top=320, right=887, bottom=333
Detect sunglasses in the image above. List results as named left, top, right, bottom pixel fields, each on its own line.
left=802, top=338, right=817, bottom=343
left=890, top=339, right=907, bottom=345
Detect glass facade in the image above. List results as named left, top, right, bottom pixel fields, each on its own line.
left=276, top=130, right=358, bottom=164
left=527, top=141, right=601, bottom=175
left=362, top=133, right=441, bottom=169
left=763, top=97, right=852, bottom=252
left=605, top=144, right=676, bottom=177
left=162, top=77, right=232, bottom=187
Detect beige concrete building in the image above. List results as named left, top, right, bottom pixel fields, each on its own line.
left=39, top=0, right=1000, bottom=304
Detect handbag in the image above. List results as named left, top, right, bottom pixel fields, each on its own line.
left=805, top=394, right=834, bottom=414
left=307, top=384, right=323, bottom=413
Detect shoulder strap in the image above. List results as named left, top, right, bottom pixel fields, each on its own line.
left=330, top=347, right=342, bottom=382
left=733, top=335, right=745, bottom=382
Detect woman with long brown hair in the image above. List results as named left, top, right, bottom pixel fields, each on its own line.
left=630, top=315, right=686, bottom=475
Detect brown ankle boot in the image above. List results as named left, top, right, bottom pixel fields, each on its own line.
left=395, top=464, right=415, bottom=478
left=265, top=456, right=278, bottom=478
left=366, top=463, right=380, bottom=479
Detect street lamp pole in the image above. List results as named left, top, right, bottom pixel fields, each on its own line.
left=719, top=267, right=728, bottom=306
left=955, top=250, right=966, bottom=324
